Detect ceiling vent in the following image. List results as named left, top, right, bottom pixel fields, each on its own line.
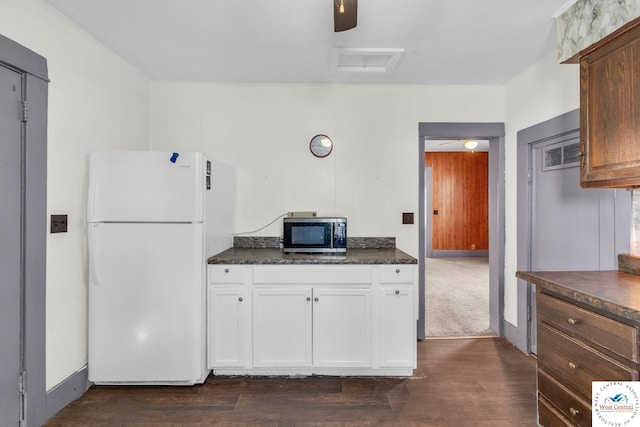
left=330, top=48, right=405, bottom=75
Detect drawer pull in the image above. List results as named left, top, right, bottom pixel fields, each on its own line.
left=224, top=268, right=230, bottom=273
left=567, top=318, right=578, bottom=325
left=306, top=297, right=311, bottom=301
left=569, top=407, right=579, bottom=417
left=238, top=297, right=243, bottom=302
left=395, top=268, right=400, bottom=274
left=395, top=290, right=400, bottom=295
left=568, top=361, right=577, bottom=370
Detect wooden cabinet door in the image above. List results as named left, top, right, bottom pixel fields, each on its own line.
left=312, top=288, right=372, bottom=368
left=252, top=287, right=312, bottom=367
left=207, top=286, right=248, bottom=368
left=580, top=20, right=640, bottom=187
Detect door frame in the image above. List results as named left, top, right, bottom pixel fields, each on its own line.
left=0, top=34, right=48, bottom=426
left=418, top=122, right=505, bottom=340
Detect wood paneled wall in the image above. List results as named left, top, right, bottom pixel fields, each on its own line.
left=425, top=152, right=488, bottom=251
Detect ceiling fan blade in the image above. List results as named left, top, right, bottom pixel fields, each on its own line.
left=334, top=0, right=357, bottom=32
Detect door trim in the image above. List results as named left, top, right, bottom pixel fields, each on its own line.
left=418, top=122, right=505, bottom=340
left=0, top=34, right=48, bottom=426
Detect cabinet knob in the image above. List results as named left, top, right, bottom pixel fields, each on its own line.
left=314, top=297, right=319, bottom=302
left=224, top=268, right=229, bottom=273
left=567, top=318, right=578, bottom=325
left=238, top=297, right=243, bottom=302
left=568, top=361, right=577, bottom=370
left=569, top=407, right=579, bottom=417
left=395, top=290, right=400, bottom=295
left=395, top=268, right=400, bottom=274
left=306, top=297, right=311, bottom=301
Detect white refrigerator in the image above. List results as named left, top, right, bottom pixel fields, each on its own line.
left=87, top=151, right=233, bottom=385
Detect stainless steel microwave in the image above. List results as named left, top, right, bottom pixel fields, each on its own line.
left=283, top=217, right=347, bottom=254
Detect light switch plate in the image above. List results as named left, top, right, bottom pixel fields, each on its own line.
left=51, top=214, right=68, bottom=233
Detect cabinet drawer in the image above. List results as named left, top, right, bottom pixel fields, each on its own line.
left=538, top=292, right=640, bottom=362
left=208, top=265, right=246, bottom=283
left=379, top=265, right=414, bottom=283
left=537, top=323, right=637, bottom=402
left=538, top=396, right=573, bottom=427
left=253, top=265, right=372, bottom=284
left=538, top=369, right=591, bottom=427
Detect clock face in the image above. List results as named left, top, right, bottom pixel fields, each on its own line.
left=310, top=134, right=333, bottom=158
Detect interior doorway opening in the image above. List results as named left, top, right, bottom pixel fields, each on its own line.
left=417, top=122, right=505, bottom=341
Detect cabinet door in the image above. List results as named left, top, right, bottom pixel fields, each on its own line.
left=252, top=287, right=312, bottom=367
left=312, top=288, right=372, bottom=368
left=580, top=21, right=640, bottom=187
left=207, top=286, right=247, bottom=368
left=378, top=285, right=416, bottom=368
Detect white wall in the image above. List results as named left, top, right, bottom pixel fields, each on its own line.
left=0, top=0, right=151, bottom=389
left=503, top=52, right=580, bottom=325
left=150, top=82, right=506, bottom=256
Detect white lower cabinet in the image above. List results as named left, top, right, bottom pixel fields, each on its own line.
left=312, top=287, right=372, bottom=368
left=252, top=287, right=312, bottom=367
left=207, top=266, right=249, bottom=369
left=207, top=264, right=416, bottom=376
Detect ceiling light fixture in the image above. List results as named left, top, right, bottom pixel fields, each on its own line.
left=464, top=140, right=478, bottom=150
left=339, top=0, right=345, bottom=14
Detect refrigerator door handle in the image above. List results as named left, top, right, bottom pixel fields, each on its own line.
left=88, top=224, right=100, bottom=286
left=87, top=161, right=100, bottom=221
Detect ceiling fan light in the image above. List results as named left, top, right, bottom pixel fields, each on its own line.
left=464, top=140, right=478, bottom=150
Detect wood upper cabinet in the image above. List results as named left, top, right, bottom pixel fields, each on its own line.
left=580, top=19, right=640, bottom=188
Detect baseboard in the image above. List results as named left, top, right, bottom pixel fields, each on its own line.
left=46, top=365, right=89, bottom=421
left=431, top=250, right=489, bottom=258
left=503, top=320, right=528, bottom=354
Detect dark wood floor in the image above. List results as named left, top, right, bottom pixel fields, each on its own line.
left=45, top=338, right=537, bottom=426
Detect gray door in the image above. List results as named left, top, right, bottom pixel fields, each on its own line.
left=528, top=135, right=630, bottom=353
left=0, top=64, right=24, bottom=425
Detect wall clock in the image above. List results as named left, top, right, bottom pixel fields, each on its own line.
left=309, top=134, right=333, bottom=158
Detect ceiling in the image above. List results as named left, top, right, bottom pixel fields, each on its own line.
left=42, top=0, right=572, bottom=85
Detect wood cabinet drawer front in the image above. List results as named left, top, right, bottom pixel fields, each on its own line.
left=209, top=265, right=246, bottom=283
left=537, top=323, right=637, bottom=402
left=538, top=369, right=591, bottom=427
left=538, top=396, right=574, bottom=427
left=537, top=292, right=640, bottom=362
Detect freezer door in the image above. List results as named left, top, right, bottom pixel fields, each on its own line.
left=88, top=222, right=206, bottom=384
left=88, top=151, right=204, bottom=223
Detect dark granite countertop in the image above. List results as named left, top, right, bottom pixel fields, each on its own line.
left=208, top=247, right=417, bottom=265
left=516, top=270, right=640, bottom=325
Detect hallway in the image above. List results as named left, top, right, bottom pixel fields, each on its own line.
left=425, top=257, right=495, bottom=337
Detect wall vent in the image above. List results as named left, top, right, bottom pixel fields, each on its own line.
left=542, top=139, right=580, bottom=171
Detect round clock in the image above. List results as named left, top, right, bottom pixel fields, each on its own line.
left=309, top=134, right=333, bottom=158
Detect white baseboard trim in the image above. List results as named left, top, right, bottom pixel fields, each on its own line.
left=46, top=365, right=89, bottom=421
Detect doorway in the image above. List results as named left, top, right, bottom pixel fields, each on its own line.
left=516, top=109, right=631, bottom=353
left=424, top=145, right=491, bottom=337
left=417, top=123, right=505, bottom=340
left=0, top=35, right=48, bottom=426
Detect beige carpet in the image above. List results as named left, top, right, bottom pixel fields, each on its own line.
left=425, top=257, right=496, bottom=337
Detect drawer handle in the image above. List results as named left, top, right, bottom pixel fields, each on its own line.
left=567, top=318, right=578, bottom=325
left=395, top=290, right=400, bottom=295
left=238, top=297, right=243, bottom=302
left=224, top=268, right=230, bottom=273
left=568, top=361, right=577, bottom=370
left=314, top=297, right=319, bottom=302
left=306, top=297, right=311, bottom=301
left=569, top=407, right=579, bottom=417
left=395, top=268, right=400, bottom=274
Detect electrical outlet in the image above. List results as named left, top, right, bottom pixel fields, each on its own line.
left=402, top=212, right=414, bottom=224
left=51, top=214, right=68, bottom=233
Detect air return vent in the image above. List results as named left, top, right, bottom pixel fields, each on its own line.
left=542, top=140, right=580, bottom=171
